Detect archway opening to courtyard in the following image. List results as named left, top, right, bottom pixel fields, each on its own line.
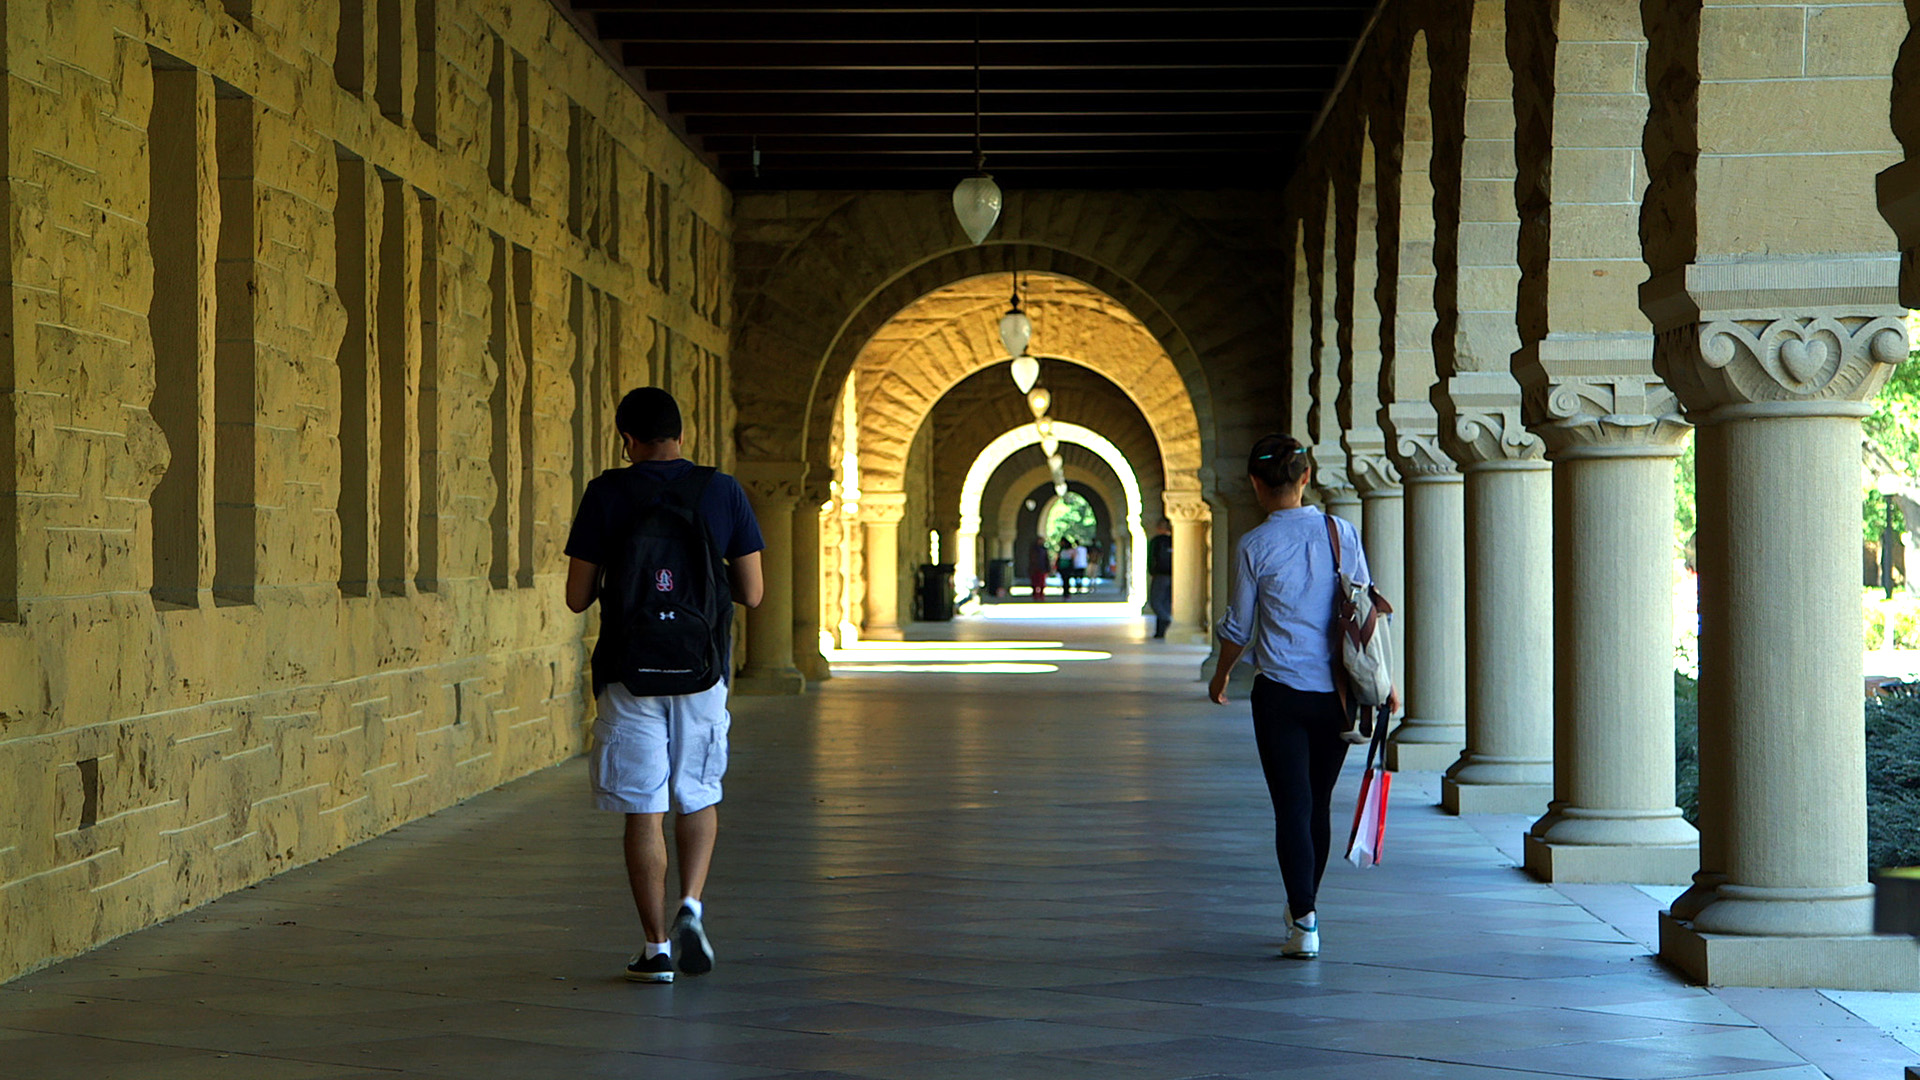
left=812, top=271, right=1210, bottom=645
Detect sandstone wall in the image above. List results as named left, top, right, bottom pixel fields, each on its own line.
left=0, top=0, right=730, bottom=980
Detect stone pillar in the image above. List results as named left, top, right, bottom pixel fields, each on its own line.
left=1163, top=490, right=1210, bottom=645
left=1647, top=261, right=1918, bottom=987
left=858, top=493, right=906, bottom=641
left=1504, top=0, right=1695, bottom=877
left=1351, top=452, right=1405, bottom=697
left=792, top=482, right=831, bottom=683
left=1525, top=388, right=1696, bottom=882
left=1384, top=411, right=1466, bottom=772
left=1439, top=375, right=1555, bottom=814
left=735, top=464, right=806, bottom=695
left=1311, top=451, right=1363, bottom=531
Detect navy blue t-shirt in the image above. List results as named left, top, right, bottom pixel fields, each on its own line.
left=565, top=460, right=766, bottom=694
left=564, top=460, right=765, bottom=568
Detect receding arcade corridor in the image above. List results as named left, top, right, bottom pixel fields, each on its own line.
left=2, top=619, right=1913, bottom=1080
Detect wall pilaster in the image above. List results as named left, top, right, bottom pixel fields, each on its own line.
left=857, top=492, right=908, bottom=641
left=793, top=481, right=832, bottom=683
left=735, top=462, right=807, bottom=695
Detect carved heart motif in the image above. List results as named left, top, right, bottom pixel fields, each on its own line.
left=1779, top=337, right=1829, bottom=383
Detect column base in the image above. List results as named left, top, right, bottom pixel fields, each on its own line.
left=1523, top=834, right=1697, bottom=884
left=1442, top=779, right=1552, bottom=816
left=1658, top=911, right=1920, bottom=990
left=733, top=668, right=806, bottom=696
left=1385, top=739, right=1463, bottom=773
left=861, top=625, right=904, bottom=642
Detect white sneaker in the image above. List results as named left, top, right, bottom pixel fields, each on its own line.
left=1282, top=916, right=1319, bottom=959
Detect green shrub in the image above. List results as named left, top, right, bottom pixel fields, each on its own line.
left=1675, top=672, right=1699, bottom=826
left=1866, top=604, right=1889, bottom=650
left=1674, top=674, right=1920, bottom=869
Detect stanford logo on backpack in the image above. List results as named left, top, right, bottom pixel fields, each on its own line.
left=597, top=466, right=732, bottom=696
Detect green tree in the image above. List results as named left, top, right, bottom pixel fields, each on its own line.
left=1863, top=353, right=1920, bottom=540
left=1043, top=491, right=1098, bottom=548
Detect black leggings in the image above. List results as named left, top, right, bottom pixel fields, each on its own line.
left=1250, top=676, right=1351, bottom=918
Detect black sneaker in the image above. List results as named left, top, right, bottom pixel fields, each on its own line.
left=624, top=953, right=674, bottom=983
left=672, top=904, right=714, bottom=976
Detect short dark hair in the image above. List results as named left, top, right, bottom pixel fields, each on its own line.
left=1247, top=433, right=1309, bottom=489
left=616, top=387, right=681, bottom=442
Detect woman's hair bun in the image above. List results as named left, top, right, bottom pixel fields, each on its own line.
left=1248, top=433, right=1309, bottom=489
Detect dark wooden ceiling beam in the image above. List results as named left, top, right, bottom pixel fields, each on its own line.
left=723, top=167, right=1291, bottom=190
left=718, top=149, right=1284, bottom=167
left=588, top=11, right=1365, bottom=41
left=663, top=90, right=1325, bottom=114
left=682, top=111, right=1308, bottom=135
left=699, top=131, right=1297, bottom=151
left=643, top=66, right=1333, bottom=93
left=621, top=41, right=1343, bottom=68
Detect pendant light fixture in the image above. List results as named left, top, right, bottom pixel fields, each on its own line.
left=1026, top=386, right=1051, bottom=417
left=951, top=19, right=1001, bottom=245
left=999, top=274, right=1032, bottom=359
left=1010, top=355, right=1039, bottom=394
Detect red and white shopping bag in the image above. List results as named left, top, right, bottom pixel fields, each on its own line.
left=1345, top=704, right=1392, bottom=868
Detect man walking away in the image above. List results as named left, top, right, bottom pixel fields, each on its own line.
left=1148, top=518, right=1174, bottom=638
left=564, top=388, right=766, bottom=984
left=1071, top=540, right=1090, bottom=594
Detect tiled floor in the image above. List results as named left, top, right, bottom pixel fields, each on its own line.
left=5, top=614, right=1918, bottom=1080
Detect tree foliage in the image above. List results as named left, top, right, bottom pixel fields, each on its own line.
left=1043, top=491, right=1098, bottom=547
left=1863, top=354, right=1920, bottom=540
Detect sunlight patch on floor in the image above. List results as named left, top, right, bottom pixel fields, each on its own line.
left=827, top=639, right=1112, bottom=674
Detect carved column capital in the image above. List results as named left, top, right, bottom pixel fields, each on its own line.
left=735, top=461, right=808, bottom=509
left=1162, top=490, right=1211, bottom=524
left=1514, top=334, right=1691, bottom=457
left=856, top=491, right=908, bottom=526
left=1309, top=442, right=1357, bottom=504
left=1438, top=371, right=1548, bottom=467
left=1383, top=401, right=1460, bottom=480
left=1642, top=255, right=1907, bottom=418
left=1343, top=427, right=1401, bottom=495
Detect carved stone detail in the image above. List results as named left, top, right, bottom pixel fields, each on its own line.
left=1384, top=401, right=1458, bottom=479
left=1162, top=491, right=1211, bottom=524
left=735, top=461, right=809, bottom=508
left=1660, top=315, right=1906, bottom=407
left=1640, top=255, right=1907, bottom=414
left=1310, top=441, right=1357, bottom=502
left=1351, top=452, right=1402, bottom=494
left=1534, top=375, right=1690, bottom=453
left=856, top=491, right=908, bottom=526
left=1439, top=372, right=1547, bottom=466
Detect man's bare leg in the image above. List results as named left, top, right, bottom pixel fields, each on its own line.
left=675, top=804, right=717, bottom=902
left=624, top=812, right=670, bottom=943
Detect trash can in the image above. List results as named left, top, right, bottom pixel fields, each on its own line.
left=915, top=563, right=956, bottom=622
left=985, top=558, right=1013, bottom=598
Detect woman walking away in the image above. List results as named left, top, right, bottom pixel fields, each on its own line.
left=1027, top=536, right=1053, bottom=601
left=1208, top=433, right=1396, bottom=960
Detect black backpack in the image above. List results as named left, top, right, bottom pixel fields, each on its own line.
left=599, top=465, right=732, bottom=696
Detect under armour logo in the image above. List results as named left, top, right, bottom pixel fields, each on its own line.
left=654, top=569, right=674, bottom=592
left=657, top=611, right=677, bottom=621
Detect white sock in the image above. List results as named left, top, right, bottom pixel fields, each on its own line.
left=681, top=896, right=704, bottom=919
left=645, top=941, right=671, bottom=959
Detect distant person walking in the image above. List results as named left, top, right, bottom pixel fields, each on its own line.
left=565, top=387, right=766, bottom=984
left=1027, top=536, right=1053, bottom=601
left=1147, top=518, right=1174, bottom=638
left=1057, top=537, right=1076, bottom=596
left=1071, top=540, right=1091, bottom=593
left=1208, top=433, right=1395, bottom=961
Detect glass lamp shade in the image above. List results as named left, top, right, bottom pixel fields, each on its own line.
left=953, top=174, right=1003, bottom=245
left=1047, top=453, right=1064, bottom=473
left=1026, top=387, right=1051, bottom=417
left=999, top=309, right=1032, bottom=359
left=1053, top=480, right=1069, bottom=498
left=1039, top=434, right=1060, bottom=456
left=1009, top=354, right=1040, bottom=395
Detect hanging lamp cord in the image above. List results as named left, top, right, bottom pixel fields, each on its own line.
left=973, top=13, right=985, bottom=174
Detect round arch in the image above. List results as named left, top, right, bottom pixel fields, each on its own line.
left=957, top=422, right=1149, bottom=601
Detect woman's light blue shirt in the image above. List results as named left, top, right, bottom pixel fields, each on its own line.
left=1216, top=507, right=1370, bottom=693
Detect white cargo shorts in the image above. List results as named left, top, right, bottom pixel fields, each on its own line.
left=589, top=679, right=731, bottom=815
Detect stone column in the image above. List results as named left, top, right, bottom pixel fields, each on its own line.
left=858, top=492, right=906, bottom=641
left=1647, top=261, right=1919, bottom=987
left=1384, top=410, right=1467, bottom=772
left=1311, top=452, right=1363, bottom=531
left=792, top=482, right=831, bottom=683
left=1351, top=451, right=1405, bottom=697
left=735, top=464, right=806, bottom=695
left=1163, top=490, right=1210, bottom=645
left=1438, top=374, right=1555, bottom=814
left=1504, top=0, right=1696, bottom=878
